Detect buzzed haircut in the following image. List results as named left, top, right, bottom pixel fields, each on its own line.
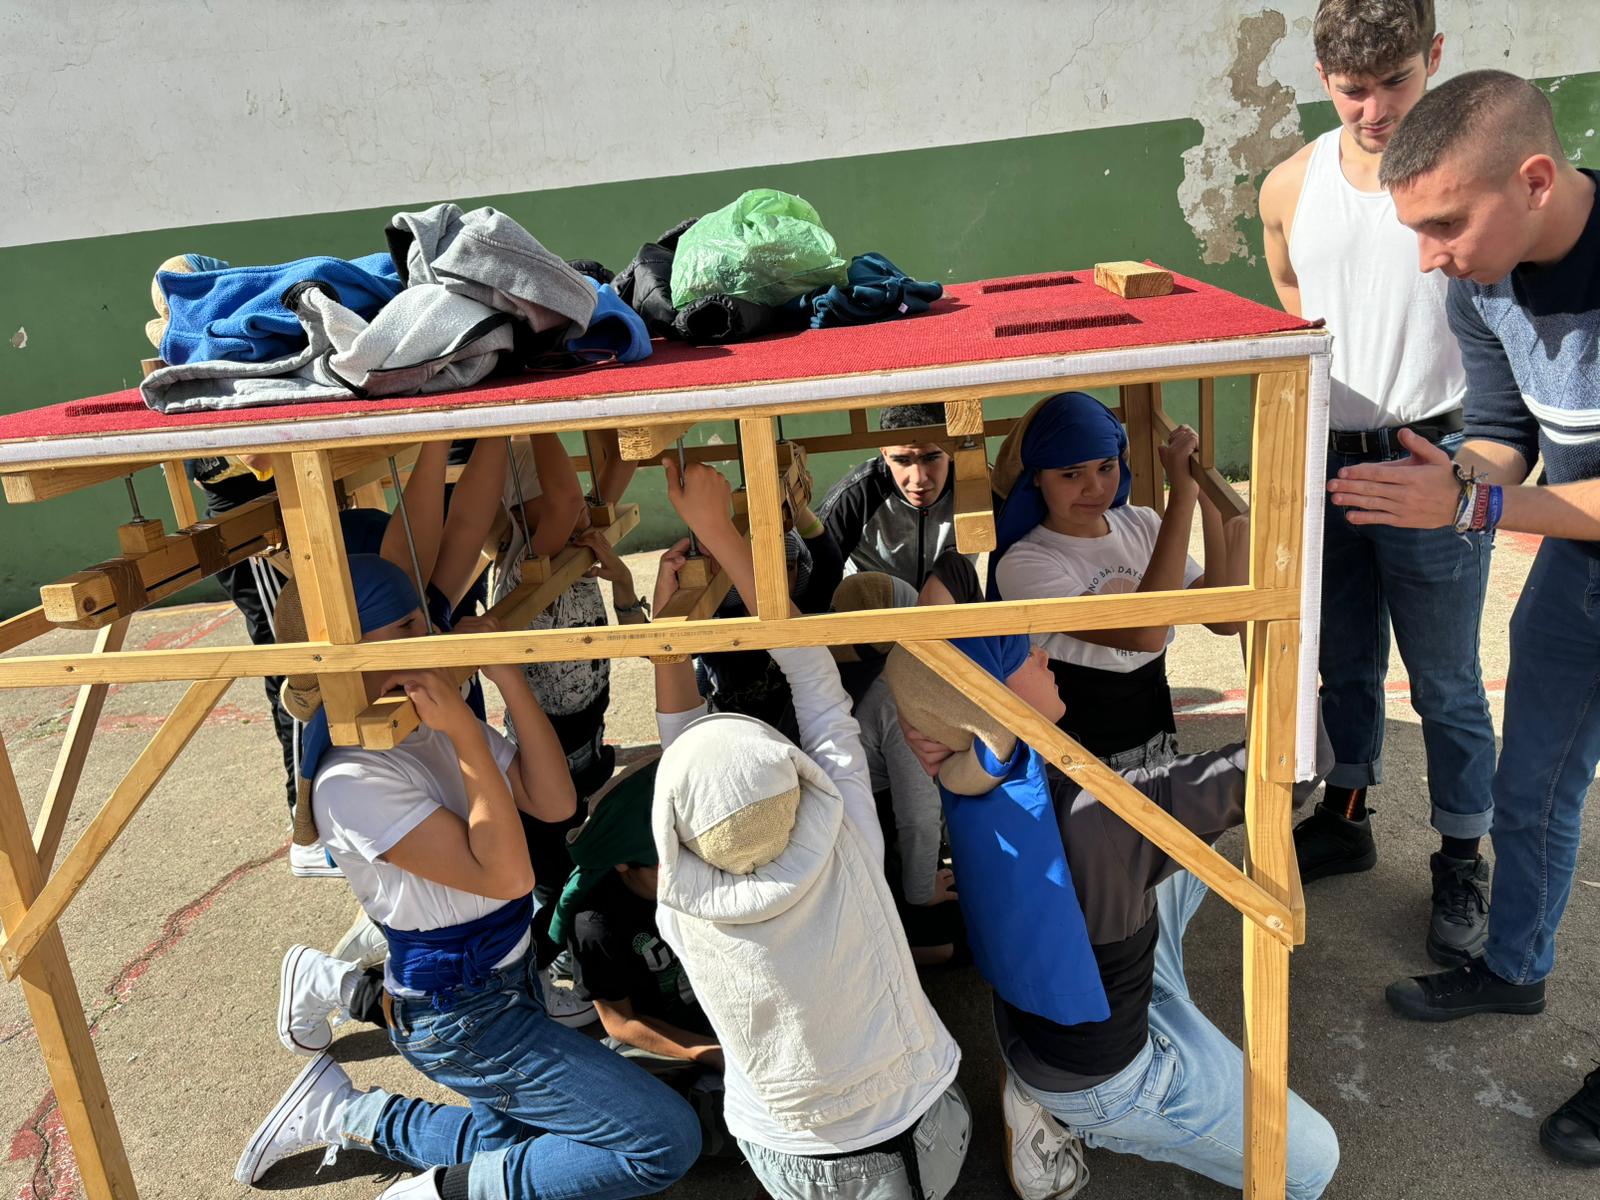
left=1379, top=70, right=1566, bottom=191
left=1313, top=0, right=1435, bottom=78
left=878, top=404, right=945, bottom=434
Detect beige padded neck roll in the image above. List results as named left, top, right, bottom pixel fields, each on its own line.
left=684, top=783, right=802, bottom=875
left=882, top=645, right=1019, bottom=796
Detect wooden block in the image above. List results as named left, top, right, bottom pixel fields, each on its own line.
left=140, top=356, right=166, bottom=378
left=2, top=463, right=142, bottom=505
left=587, top=502, right=618, bottom=528
left=618, top=422, right=695, bottom=461
left=116, top=519, right=168, bottom=556
left=677, top=556, right=713, bottom=590
left=944, top=399, right=984, bottom=439
left=1094, top=260, right=1174, bottom=299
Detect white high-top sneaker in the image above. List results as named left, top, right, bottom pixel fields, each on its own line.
left=377, top=1168, right=446, bottom=1198
left=290, top=840, right=344, bottom=878
left=235, top=1052, right=359, bottom=1185
left=1001, top=1064, right=1090, bottom=1200
left=279, top=944, right=361, bottom=1055
left=332, top=910, right=388, bottom=970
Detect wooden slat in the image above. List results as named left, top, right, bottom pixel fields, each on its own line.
left=354, top=504, right=640, bottom=749
left=0, top=584, right=1297, bottom=689
left=849, top=408, right=869, bottom=436
left=738, top=417, right=791, bottom=620
left=1198, top=376, right=1216, bottom=469
left=1151, top=405, right=1249, bottom=521
left=952, top=446, right=996, bottom=554
left=33, top=618, right=130, bottom=874
left=162, top=460, right=199, bottom=527
left=275, top=450, right=366, bottom=745
left=0, top=676, right=232, bottom=980
left=2, top=463, right=137, bottom=504
left=901, top=638, right=1292, bottom=943
left=0, top=606, right=53, bottom=655
left=336, top=444, right=419, bottom=496
left=1250, top=371, right=1308, bottom=593
left=0, top=736, right=136, bottom=1199
left=1119, top=382, right=1161, bottom=511
left=583, top=428, right=616, bottom=501
left=617, top=422, right=696, bottom=461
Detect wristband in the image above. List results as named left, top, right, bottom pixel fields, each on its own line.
left=794, top=513, right=824, bottom=540
left=1480, top=484, right=1504, bottom=533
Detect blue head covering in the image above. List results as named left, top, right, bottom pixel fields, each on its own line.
left=989, top=392, right=1132, bottom=598
left=298, top=554, right=422, bottom=783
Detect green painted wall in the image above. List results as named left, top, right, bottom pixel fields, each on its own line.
left=3, top=73, right=1598, bottom=614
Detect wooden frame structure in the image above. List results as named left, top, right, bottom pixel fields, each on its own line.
left=0, top=327, right=1329, bottom=1199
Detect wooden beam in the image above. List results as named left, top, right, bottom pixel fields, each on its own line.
left=1198, top=376, right=1217, bottom=470
left=738, top=417, right=791, bottom=620
left=354, top=504, right=640, bottom=749
left=0, top=605, right=53, bottom=655
left=39, top=494, right=283, bottom=628
left=583, top=427, right=616, bottom=501
left=1094, top=260, right=1174, bottom=298
left=1119, top=382, right=1161, bottom=511
left=0, top=676, right=232, bottom=980
left=900, top=638, right=1292, bottom=945
left=952, top=445, right=996, bottom=554
left=2, top=463, right=139, bottom=504
left=0, top=737, right=137, bottom=1199
left=1151, top=406, right=1249, bottom=521
left=1249, top=371, right=1308, bottom=594
left=617, top=422, right=696, bottom=461
left=274, top=450, right=366, bottom=745
left=33, top=618, right=130, bottom=874
left=161, top=460, right=199, bottom=527
left=0, top=584, right=1299, bottom=689
left=943, top=398, right=984, bottom=439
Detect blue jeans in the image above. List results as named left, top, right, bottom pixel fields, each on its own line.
left=1485, top=537, right=1600, bottom=984
left=340, top=956, right=699, bottom=1200
left=1011, top=872, right=1340, bottom=1200
left=1319, top=437, right=1496, bottom=837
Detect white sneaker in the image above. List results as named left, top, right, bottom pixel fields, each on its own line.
left=278, top=944, right=360, bottom=1055
left=234, top=1052, right=358, bottom=1185
left=377, top=1168, right=445, bottom=1197
left=290, top=840, right=344, bottom=878
left=332, top=911, right=387, bottom=970
left=538, top=963, right=598, bottom=1029
left=1001, top=1064, right=1090, bottom=1200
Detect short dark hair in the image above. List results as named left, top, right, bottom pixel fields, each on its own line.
left=877, top=404, right=945, bottom=434
left=1313, top=0, right=1435, bottom=78
left=1379, top=70, right=1565, bottom=191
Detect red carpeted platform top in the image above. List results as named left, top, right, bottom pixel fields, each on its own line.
left=0, top=268, right=1309, bottom=447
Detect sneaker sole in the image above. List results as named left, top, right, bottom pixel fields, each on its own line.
left=278, top=945, right=333, bottom=1056
left=1001, top=1063, right=1026, bottom=1200
left=1385, top=989, right=1546, bottom=1022
left=1297, top=847, right=1377, bottom=885
left=1426, top=930, right=1487, bottom=970
left=234, top=1052, right=337, bottom=1185
left=290, top=862, right=344, bottom=878
left=1539, top=1118, right=1600, bottom=1166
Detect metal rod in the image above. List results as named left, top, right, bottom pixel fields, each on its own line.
left=677, top=437, right=699, bottom=557
left=776, top=414, right=787, bottom=443
left=733, top=422, right=746, bottom=492
left=387, top=455, right=435, bottom=635
left=123, top=476, right=144, bottom=523
left=506, top=437, right=536, bottom=562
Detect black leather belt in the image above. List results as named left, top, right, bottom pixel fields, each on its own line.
left=1329, top=411, right=1463, bottom=458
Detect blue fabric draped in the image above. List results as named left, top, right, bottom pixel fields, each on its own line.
left=383, top=892, right=535, bottom=999
left=939, top=633, right=1110, bottom=1025
left=988, top=391, right=1132, bottom=598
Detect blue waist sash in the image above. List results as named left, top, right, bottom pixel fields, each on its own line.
left=382, top=892, right=534, bottom=996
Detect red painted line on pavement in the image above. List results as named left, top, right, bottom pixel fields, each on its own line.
left=5, top=842, right=288, bottom=1200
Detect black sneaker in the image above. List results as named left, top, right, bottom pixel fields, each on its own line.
left=1385, top=955, right=1545, bottom=1022
left=1427, top=852, right=1490, bottom=967
left=1540, top=1063, right=1600, bottom=1166
left=1293, top=801, right=1377, bottom=883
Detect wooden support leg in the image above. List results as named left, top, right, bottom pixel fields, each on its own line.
left=737, top=417, right=792, bottom=619
left=1198, top=377, right=1216, bottom=471
left=0, top=677, right=233, bottom=979
left=1119, top=382, right=1162, bottom=511
left=0, top=736, right=137, bottom=1199
left=34, top=617, right=131, bottom=873
left=161, top=460, right=199, bottom=528
left=274, top=450, right=366, bottom=746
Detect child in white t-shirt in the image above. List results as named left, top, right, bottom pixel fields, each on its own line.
left=991, top=392, right=1244, bottom=770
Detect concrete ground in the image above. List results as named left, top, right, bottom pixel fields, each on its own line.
left=1, top=522, right=1597, bottom=1200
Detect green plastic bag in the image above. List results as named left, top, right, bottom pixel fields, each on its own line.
left=670, top=189, right=848, bottom=308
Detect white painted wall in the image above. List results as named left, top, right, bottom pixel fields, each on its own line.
left=2, top=0, right=1594, bottom=247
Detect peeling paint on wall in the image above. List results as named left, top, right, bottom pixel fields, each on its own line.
left=1178, top=9, right=1305, bottom=264
left=8, top=328, right=24, bottom=350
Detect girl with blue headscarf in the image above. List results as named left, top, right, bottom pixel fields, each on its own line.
left=240, top=508, right=701, bottom=1196
left=989, top=392, right=1243, bottom=771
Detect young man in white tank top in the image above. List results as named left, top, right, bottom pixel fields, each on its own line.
left=1260, top=0, right=1496, bottom=967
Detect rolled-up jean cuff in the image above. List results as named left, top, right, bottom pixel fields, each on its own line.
left=1430, top=805, right=1494, bottom=840
left=468, top=1145, right=512, bottom=1200
left=1325, top=762, right=1381, bottom=789
left=338, top=1087, right=393, bottom=1150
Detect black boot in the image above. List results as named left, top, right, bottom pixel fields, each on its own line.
left=1427, top=852, right=1490, bottom=967
left=1385, top=955, right=1545, bottom=1022
left=1541, top=1063, right=1600, bottom=1166
left=1293, top=801, right=1376, bottom=883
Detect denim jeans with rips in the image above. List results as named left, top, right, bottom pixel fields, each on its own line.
left=1319, top=434, right=1496, bottom=838
left=339, top=954, right=699, bottom=1200
left=1485, top=536, right=1600, bottom=984
left=1009, top=872, right=1340, bottom=1200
